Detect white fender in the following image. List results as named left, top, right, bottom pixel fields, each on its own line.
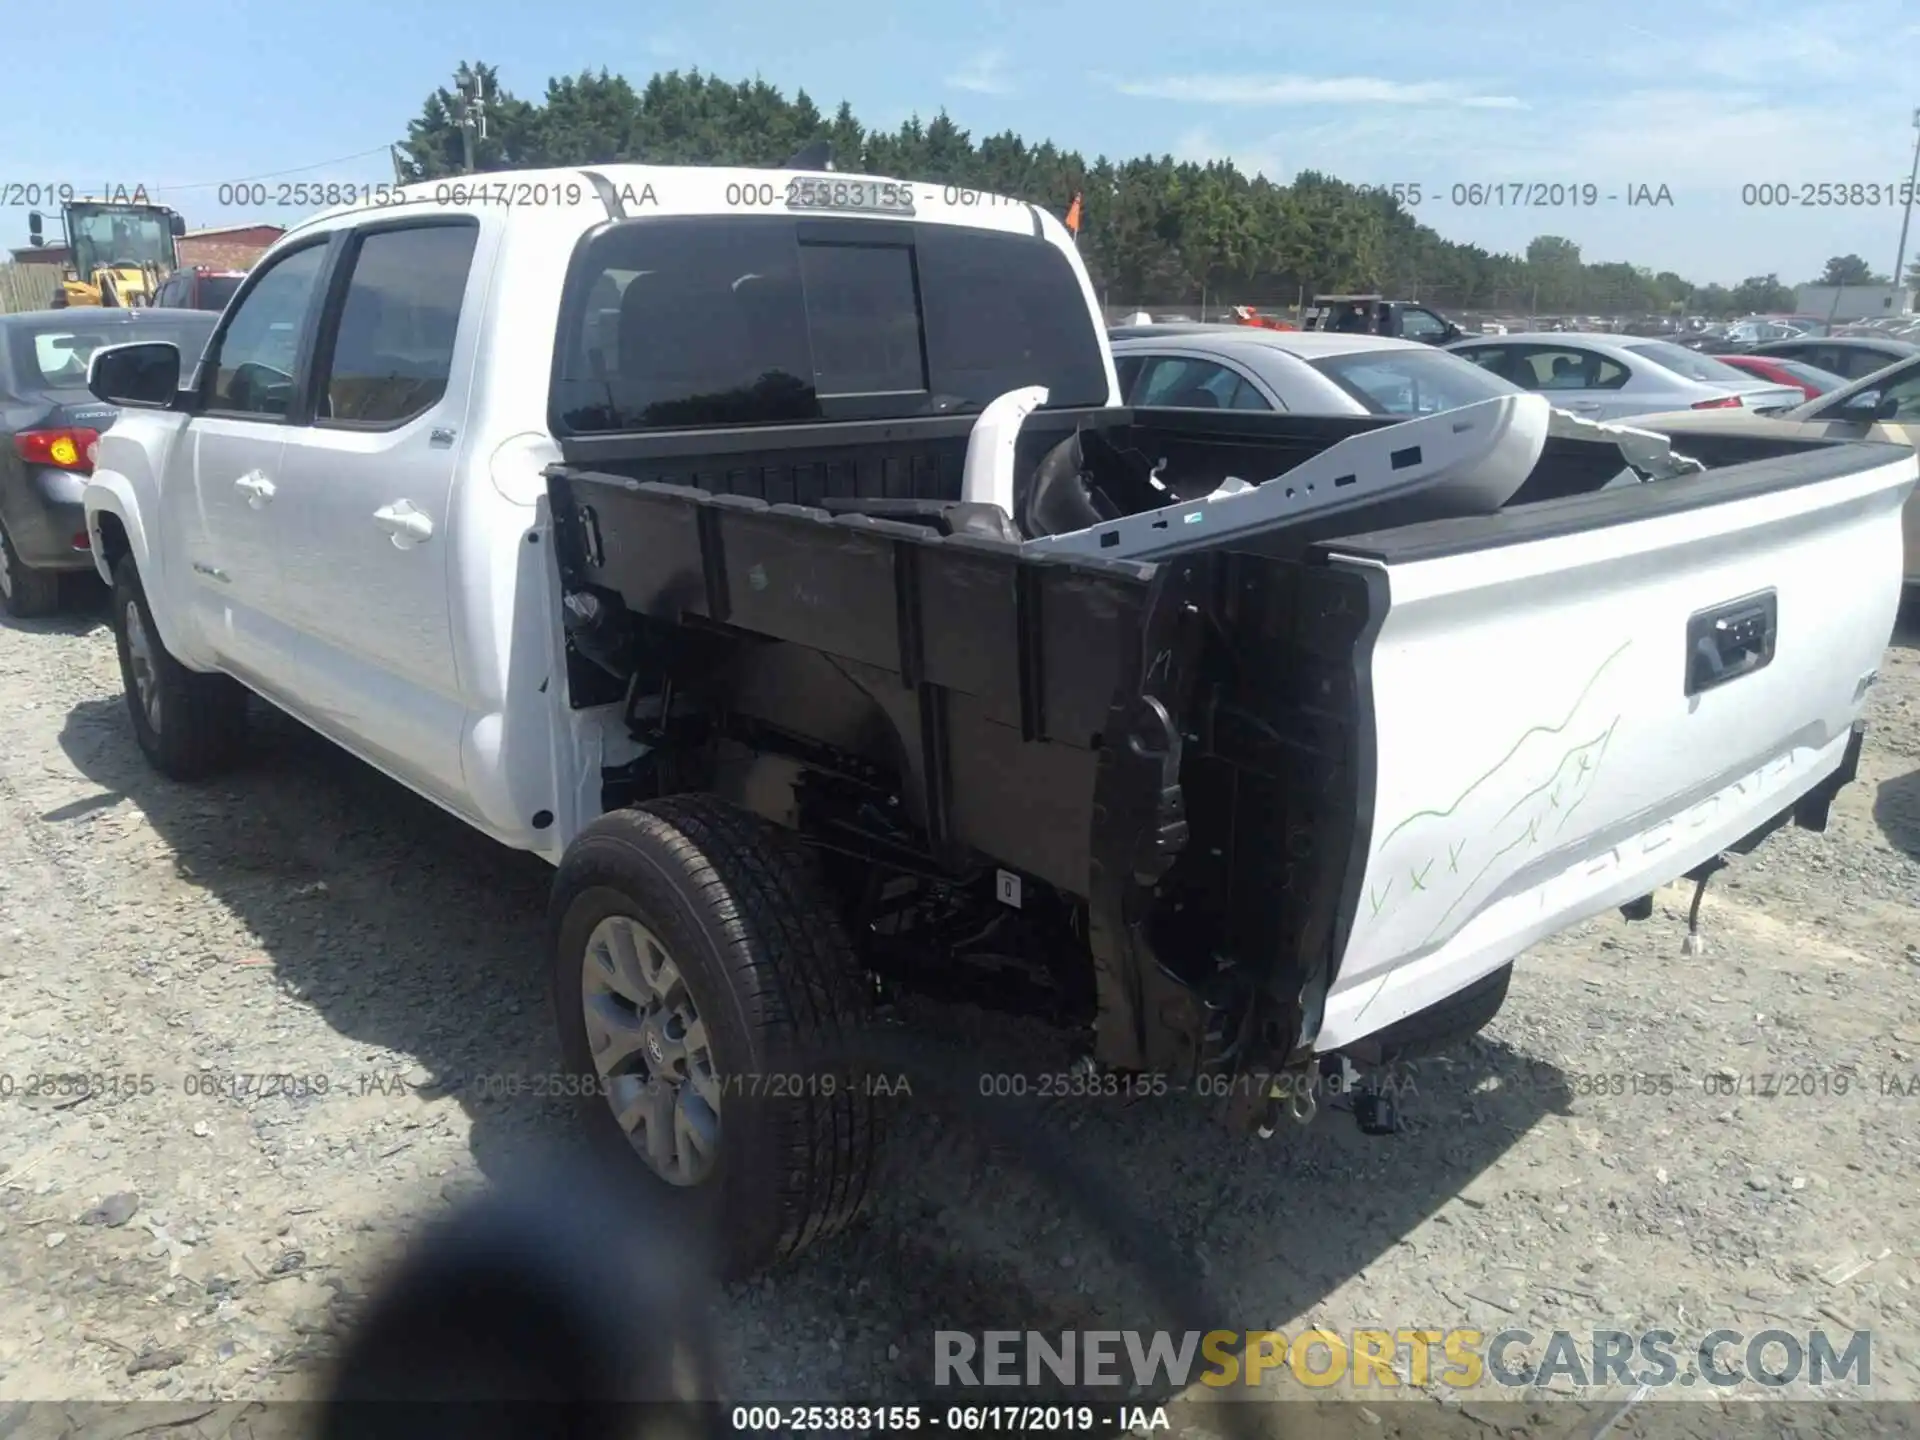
left=960, top=384, right=1050, bottom=517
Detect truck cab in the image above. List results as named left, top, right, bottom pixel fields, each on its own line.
left=1303, top=293, right=1463, bottom=344
left=75, top=163, right=1915, bottom=1279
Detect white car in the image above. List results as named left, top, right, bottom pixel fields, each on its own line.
left=1446, top=332, right=1805, bottom=419
left=75, top=164, right=1912, bottom=1278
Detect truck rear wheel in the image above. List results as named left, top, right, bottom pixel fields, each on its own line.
left=549, top=796, right=882, bottom=1280
left=110, top=556, right=249, bottom=779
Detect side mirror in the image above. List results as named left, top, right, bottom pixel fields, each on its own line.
left=89, top=342, right=182, bottom=409
left=169, top=213, right=187, bottom=238
left=27, top=211, right=44, bottom=246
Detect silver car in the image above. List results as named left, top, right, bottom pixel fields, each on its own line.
left=1108, top=326, right=1522, bottom=416
left=1633, top=352, right=1920, bottom=584
left=1444, top=332, right=1804, bottom=420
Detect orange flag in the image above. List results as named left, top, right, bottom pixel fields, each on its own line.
left=1064, top=193, right=1083, bottom=234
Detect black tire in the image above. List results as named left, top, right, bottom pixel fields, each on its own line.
left=549, top=796, right=882, bottom=1280
left=1367, top=962, right=1513, bottom=1061
left=0, top=522, right=62, bottom=619
left=110, top=555, right=249, bottom=779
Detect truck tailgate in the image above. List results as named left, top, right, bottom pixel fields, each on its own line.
left=1310, top=439, right=1915, bottom=1050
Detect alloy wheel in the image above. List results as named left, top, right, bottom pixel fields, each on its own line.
left=581, top=914, right=721, bottom=1185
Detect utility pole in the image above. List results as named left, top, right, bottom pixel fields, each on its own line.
left=1895, top=107, right=1920, bottom=314
left=454, top=63, right=489, bottom=175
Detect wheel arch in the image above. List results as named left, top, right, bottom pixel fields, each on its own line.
left=86, top=482, right=204, bottom=663
left=83, top=480, right=145, bottom=586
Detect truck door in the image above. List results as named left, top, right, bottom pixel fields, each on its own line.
left=272, top=217, right=487, bottom=806
left=162, top=239, right=331, bottom=702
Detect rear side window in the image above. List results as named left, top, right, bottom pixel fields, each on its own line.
left=197, top=275, right=242, bottom=312
left=7, top=313, right=218, bottom=390
left=1131, top=356, right=1267, bottom=410
left=1624, top=340, right=1750, bottom=384
left=551, top=215, right=1109, bottom=434
left=313, top=222, right=478, bottom=427
left=1307, top=348, right=1519, bottom=416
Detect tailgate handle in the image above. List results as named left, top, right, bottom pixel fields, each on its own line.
left=1685, top=589, right=1777, bottom=697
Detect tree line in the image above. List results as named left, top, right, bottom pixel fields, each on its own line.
left=395, top=64, right=1912, bottom=317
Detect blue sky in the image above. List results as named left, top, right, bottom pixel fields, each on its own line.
left=5, top=0, right=1919, bottom=288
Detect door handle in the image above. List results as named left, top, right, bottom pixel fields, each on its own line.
left=373, top=500, right=434, bottom=550
left=234, top=471, right=276, bottom=508
left=1566, top=401, right=1603, bottom=412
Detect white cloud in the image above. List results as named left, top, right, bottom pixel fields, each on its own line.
left=948, top=50, right=1012, bottom=95
left=1109, top=73, right=1525, bottom=109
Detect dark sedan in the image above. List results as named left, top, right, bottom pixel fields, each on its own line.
left=1743, top=335, right=1920, bottom=381
left=1, top=308, right=217, bottom=617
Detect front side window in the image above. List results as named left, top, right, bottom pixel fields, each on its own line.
left=207, top=243, right=328, bottom=418
left=313, top=223, right=478, bottom=427
left=1822, top=361, right=1920, bottom=421
left=1399, top=308, right=1447, bottom=340
left=1879, top=369, right=1920, bottom=420
left=551, top=216, right=1109, bottom=433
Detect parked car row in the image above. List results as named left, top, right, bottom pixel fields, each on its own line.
left=1107, top=318, right=1920, bottom=584
left=1108, top=324, right=1805, bottom=421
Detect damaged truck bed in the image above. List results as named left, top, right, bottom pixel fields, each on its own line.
left=547, top=403, right=1913, bottom=1083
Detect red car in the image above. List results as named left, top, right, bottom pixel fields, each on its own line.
left=1716, top=352, right=1846, bottom=402
left=149, top=266, right=246, bottom=314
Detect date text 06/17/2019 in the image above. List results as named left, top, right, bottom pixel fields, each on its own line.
left=727, top=1404, right=1169, bottom=1433
left=1356, top=182, right=1674, bottom=208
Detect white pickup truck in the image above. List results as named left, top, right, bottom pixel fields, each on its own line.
left=79, top=163, right=1913, bottom=1278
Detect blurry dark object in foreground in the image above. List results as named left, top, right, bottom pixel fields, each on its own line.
left=318, top=1148, right=725, bottom=1440
left=317, top=1037, right=1270, bottom=1440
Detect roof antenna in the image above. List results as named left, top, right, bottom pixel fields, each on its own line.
left=784, top=140, right=834, bottom=172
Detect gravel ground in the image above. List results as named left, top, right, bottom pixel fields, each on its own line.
left=1, top=587, right=1917, bottom=1437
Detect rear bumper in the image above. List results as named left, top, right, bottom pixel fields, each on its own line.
left=2, top=466, right=93, bottom=571
left=1313, top=722, right=1865, bottom=1052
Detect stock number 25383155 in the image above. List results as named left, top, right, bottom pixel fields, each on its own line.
left=977, top=1070, right=1169, bottom=1099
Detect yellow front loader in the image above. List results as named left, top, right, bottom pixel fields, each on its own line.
left=26, top=198, right=186, bottom=309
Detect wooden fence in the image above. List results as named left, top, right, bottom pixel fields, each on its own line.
left=0, top=263, right=56, bottom=315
